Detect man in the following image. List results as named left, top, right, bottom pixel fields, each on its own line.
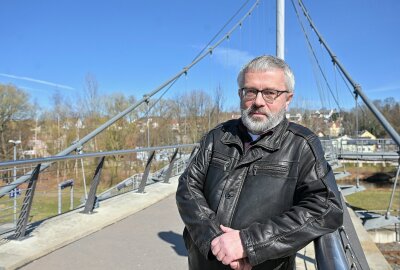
left=176, top=55, right=343, bottom=270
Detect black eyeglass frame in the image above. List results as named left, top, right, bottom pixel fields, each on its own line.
left=240, top=87, right=289, bottom=103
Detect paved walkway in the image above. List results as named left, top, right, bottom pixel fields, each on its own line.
left=18, top=194, right=317, bottom=270
left=0, top=175, right=390, bottom=270
left=21, top=194, right=187, bottom=270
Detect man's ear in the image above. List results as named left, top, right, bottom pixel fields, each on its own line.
left=238, top=89, right=242, bottom=98
left=285, top=93, right=293, bottom=110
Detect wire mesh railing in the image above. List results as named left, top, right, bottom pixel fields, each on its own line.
left=0, top=144, right=198, bottom=240
left=97, top=152, right=193, bottom=201
left=0, top=138, right=386, bottom=268
left=321, top=138, right=399, bottom=158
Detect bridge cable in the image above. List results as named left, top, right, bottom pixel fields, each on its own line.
left=294, top=0, right=370, bottom=117
left=142, top=77, right=180, bottom=119
left=355, top=94, right=360, bottom=188
left=191, top=0, right=252, bottom=62
left=295, top=0, right=400, bottom=218
left=331, top=63, right=343, bottom=136
left=290, top=0, right=342, bottom=112
left=295, top=0, right=400, bottom=148
left=333, top=64, right=340, bottom=109
left=335, top=66, right=367, bottom=116
left=387, top=164, right=400, bottom=217
left=318, top=43, right=330, bottom=109
left=0, top=0, right=261, bottom=197
left=306, top=38, right=326, bottom=108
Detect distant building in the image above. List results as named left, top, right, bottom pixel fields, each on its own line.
left=23, top=139, right=49, bottom=157
left=286, top=113, right=302, bottom=123
left=311, top=109, right=336, bottom=120
left=336, top=130, right=378, bottom=153
left=328, top=121, right=343, bottom=137
left=359, top=130, right=376, bottom=140
left=231, top=113, right=241, bottom=119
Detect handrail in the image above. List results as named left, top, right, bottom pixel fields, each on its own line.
left=314, top=231, right=348, bottom=270
left=0, top=144, right=197, bottom=197
left=0, top=144, right=198, bottom=168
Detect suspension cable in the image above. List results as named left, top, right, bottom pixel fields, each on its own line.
left=290, top=0, right=342, bottom=111
left=142, top=77, right=180, bottom=119
left=296, top=0, right=400, bottom=148
left=336, top=68, right=367, bottom=115
left=355, top=94, right=360, bottom=188
left=191, top=0, right=252, bottom=62
left=0, top=0, right=262, bottom=197
left=386, top=160, right=400, bottom=217
left=333, top=63, right=342, bottom=125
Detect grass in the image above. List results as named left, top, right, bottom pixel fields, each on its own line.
left=0, top=158, right=173, bottom=226
left=337, top=162, right=400, bottom=212
left=29, top=191, right=86, bottom=222
left=1, top=161, right=397, bottom=225
left=0, top=186, right=104, bottom=224
left=338, top=163, right=397, bottom=175
left=346, top=189, right=400, bottom=213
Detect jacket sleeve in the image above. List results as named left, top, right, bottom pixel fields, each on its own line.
left=240, top=134, right=344, bottom=266
left=176, top=133, right=222, bottom=259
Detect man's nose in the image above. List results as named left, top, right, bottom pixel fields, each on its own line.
left=253, top=91, right=266, bottom=107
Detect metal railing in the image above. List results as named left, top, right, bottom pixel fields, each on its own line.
left=321, top=139, right=399, bottom=156
left=0, top=144, right=197, bottom=240
left=315, top=193, right=370, bottom=269
left=0, top=140, right=373, bottom=269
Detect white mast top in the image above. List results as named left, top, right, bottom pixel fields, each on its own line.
left=276, top=0, right=285, bottom=59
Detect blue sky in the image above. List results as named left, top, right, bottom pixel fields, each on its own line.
left=0, top=0, right=399, bottom=112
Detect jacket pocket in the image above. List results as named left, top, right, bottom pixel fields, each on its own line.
left=205, top=154, right=231, bottom=212
left=252, top=163, right=289, bottom=176
left=210, top=155, right=231, bottom=171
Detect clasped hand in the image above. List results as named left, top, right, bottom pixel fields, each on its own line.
left=211, top=225, right=252, bottom=270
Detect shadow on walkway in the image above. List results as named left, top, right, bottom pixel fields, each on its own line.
left=158, top=230, right=188, bottom=257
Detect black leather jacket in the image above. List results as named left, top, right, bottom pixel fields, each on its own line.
left=176, top=118, right=343, bottom=269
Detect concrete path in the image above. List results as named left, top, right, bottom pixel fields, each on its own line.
left=0, top=176, right=183, bottom=270
left=17, top=194, right=316, bottom=270
left=0, top=174, right=390, bottom=270
left=20, top=194, right=187, bottom=270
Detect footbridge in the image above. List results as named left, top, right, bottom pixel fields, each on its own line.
left=1, top=1, right=400, bottom=269
left=0, top=145, right=394, bottom=269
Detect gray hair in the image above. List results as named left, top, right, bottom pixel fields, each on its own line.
left=237, top=55, right=295, bottom=93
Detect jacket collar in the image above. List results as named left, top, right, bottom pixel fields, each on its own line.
left=253, top=118, right=289, bottom=151
left=220, top=117, right=289, bottom=152
left=220, top=120, right=246, bottom=152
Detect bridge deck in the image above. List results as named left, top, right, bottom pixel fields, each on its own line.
left=0, top=176, right=388, bottom=270
left=18, top=194, right=316, bottom=270
left=20, top=194, right=187, bottom=270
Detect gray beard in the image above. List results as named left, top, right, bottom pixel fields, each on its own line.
left=241, top=105, right=286, bottom=135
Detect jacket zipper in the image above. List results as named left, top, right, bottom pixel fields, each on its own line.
left=213, top=156, right=231, bottom=171
left=253, top=164, right=288, bottom=175
left=228, top=166, right=249, bottom=226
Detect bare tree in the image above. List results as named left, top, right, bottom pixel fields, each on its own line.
left=82, top=73, right=101, bottom=118
left=78, top=73, right=103, bottom=151
left=180, top=89, right=212, bottom=142
left=0, top=84, right=32, bottom=159
left=208, top=84, right=225, bottom=130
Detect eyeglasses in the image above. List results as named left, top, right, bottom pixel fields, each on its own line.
left=240, top=87, right=289, bottom=103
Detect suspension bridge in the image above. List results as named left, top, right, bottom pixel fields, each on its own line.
left=1, top=0, right=399, bottom=269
